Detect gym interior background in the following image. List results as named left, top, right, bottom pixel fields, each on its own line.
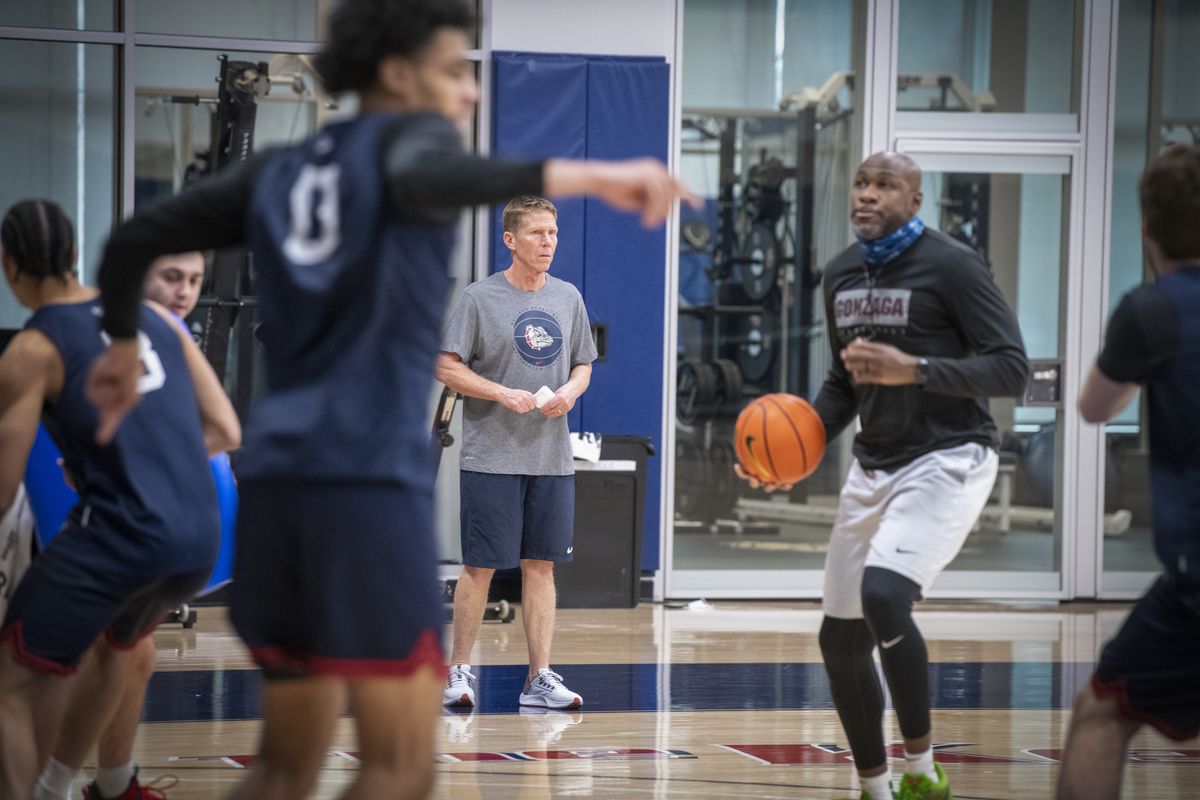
left=1, top=0, right=1195, bottom=604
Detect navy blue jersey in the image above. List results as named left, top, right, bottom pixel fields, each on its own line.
left=1098, top=267, right=1200, bottom=577
left=239, top=115, right=453, bottom=487
left=95, top=111, right=543, bottom=486
left=24, top=299, right=216, bottom=542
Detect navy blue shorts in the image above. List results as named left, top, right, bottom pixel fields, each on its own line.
left=1093, top=572, right=1200, bottom=740
left=1, top=510, right=215, bottom=674
left=229, top=480, right=443, bottom=680
left=459, top=472, right=574, bottom=569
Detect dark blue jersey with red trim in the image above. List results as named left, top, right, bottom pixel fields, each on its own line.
left=1098, top=267, right=1200, bottom=578
left=24, top=299, right=216, bottom=542
left=238, top=114, right=456, bottom=486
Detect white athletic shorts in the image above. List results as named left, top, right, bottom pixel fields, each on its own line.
left=823, top=442, right=998, bottom=619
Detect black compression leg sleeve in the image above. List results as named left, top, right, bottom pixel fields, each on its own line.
left=819, top=616, right=886, bottom=771
left=861, top=566, right=930, bottom=741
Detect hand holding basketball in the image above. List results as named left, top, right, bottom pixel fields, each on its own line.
left=734, top=462, right=793, bottom=493
left=733, top=393, right=826, bottom=488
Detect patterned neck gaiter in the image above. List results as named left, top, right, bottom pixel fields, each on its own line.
left=857, top=216, right=926, bottom=265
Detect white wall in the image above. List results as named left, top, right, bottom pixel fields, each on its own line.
left=488, top=0, right=677, bottom=57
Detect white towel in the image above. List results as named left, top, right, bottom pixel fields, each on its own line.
left=0, top=484, right=37, bottom=620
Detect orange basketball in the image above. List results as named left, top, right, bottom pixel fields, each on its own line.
left=733, top=393, right=826, bottom=485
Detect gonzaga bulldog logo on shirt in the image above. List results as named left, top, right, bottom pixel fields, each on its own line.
left=513, top=308, right=565, bottom=367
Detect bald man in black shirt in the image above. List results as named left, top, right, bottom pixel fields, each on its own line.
left=742, top=152, right=1028, bottom=800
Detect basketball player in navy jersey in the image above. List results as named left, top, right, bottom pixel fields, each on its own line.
left=1058, top=145, right=1200, bottom=799
left=31, top=250, right=215, bottom=800
left=84, top=2, right=695, bottom=797
left=0, top=200, right=240, bottom=798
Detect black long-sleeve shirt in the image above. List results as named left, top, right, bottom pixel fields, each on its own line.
left=98, top=112, right=543, bottom=339
left=812, top=227, right=1029, bottom=470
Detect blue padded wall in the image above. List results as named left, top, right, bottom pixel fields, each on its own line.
left=491, top=52, right=669, bottom=572
left=578, top=57, right=669, bottom=573
left=490, top=53, right=587, bottom=290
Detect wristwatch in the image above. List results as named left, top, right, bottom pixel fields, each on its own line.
left=915, top=357, right=930, bottom=385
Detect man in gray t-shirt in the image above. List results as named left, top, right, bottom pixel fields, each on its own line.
left=437, top=196, right=597, bottom=711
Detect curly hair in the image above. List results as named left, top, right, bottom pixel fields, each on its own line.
left=315, top=0, right=476, bottom=96
left=1140, top=144, right=1200, bottom=261
left=1, top=199, right=75, bottom=282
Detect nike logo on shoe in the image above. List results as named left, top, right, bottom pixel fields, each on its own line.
left=895, top=547, right=919, bottom=555
left=880, top=635, right=905, bottom=650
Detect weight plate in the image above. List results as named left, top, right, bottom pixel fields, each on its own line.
left=737, top=312, right=777, bottom=384
left=740, top=224, right=781, bottom=301
left=677, top=359, right=719, bottom=423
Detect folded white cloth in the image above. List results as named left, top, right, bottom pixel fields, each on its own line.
left=569, top=432, right=602, bottom=463
left=0, top=484, right=37, bottom=620
left=534, top=385, right=556, bottom=409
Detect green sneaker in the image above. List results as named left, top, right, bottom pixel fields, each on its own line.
left=896, top=763, right=951, bottom=800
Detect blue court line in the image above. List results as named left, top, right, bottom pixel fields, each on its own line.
left=141, top=661, right=1096, bottom=723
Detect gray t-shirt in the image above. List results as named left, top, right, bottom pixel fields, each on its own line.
left=442, top=272, right=597, bottom=475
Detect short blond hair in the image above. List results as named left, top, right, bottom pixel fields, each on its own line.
left=502, top=195, right=557, bottom=234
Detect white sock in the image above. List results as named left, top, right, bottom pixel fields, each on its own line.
left=95, top=763, right=137, bottom=799
left=34, top=758, right=77, bottom=800
left=860, top=770, right=892, bottom=800
left=905, top=748, right=937, bottom=782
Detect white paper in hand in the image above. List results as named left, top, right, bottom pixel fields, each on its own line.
left=534, top=385, right=556, bottom=409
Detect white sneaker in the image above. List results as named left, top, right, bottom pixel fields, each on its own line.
left=443, top=663, right=477, bottom=707
left=518, top=668, right=582, bottom=709
left=519, top=706, right=583, bottom=745
left=441, top=706, right=476, bottom=744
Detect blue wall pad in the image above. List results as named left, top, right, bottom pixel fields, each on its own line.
left=491, top=52, right=670, bottom=570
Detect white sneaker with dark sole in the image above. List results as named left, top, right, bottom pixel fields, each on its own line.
left=519, top=706, right=583, bottom=745
left=443, top=663, right=478, bottom=707
left=518, top=668, right=582, bottom=709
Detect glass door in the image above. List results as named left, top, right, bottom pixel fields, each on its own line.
left=670, top=146, right=1081, bottom=598
left=896, top=149, right=1077, bottom=596
left=1098, top=0, right=1197, bottom=597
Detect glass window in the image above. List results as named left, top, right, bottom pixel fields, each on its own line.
left=135, top=0, right=319, bottom=41
left=0, top=1, right=115, bottom=31
left=912, top=160, right=1069, bottom=580
left=896, top=0, right=1082, bottom=131
left=1102, top=0, right=1200, bottom=580
left=134, top=46, right=328, bottom=207
left=134, top=46, right=329, bottom=416
left=674, top=0, right=864, bottom=580
left=0, top=39, right=115, bottom=328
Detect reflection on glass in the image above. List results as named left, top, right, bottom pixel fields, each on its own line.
left=134, top=47, right=331, bottom=207
left=135, top=0, right=318, bottom=41
left=0, top=1, right=115, bottom=31
left=0, top=40, right=115, bottom=327
left=134, top=46, right=330, bottom=420
left=1102, top=0, right=1200, bottom=576
left=897, top=0, right=1080, bottom=115
left=920, top=169, right=1068, bottom=573
left=675, top=0, right=862, bottom=574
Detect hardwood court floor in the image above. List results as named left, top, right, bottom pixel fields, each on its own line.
left=105, top=602, right=1197, bottom=799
